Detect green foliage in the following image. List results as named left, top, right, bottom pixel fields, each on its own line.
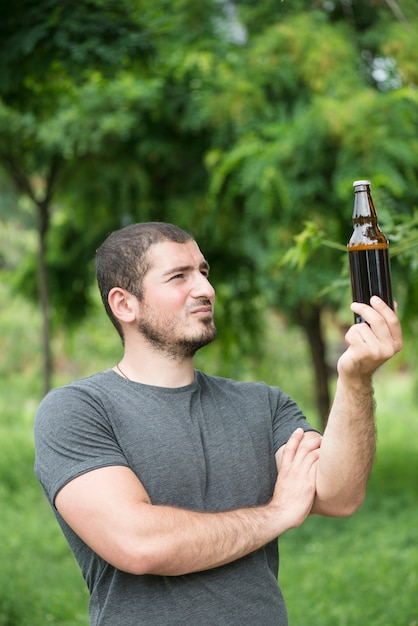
left=0, top=0, right=417, bottom=394
left=0, top=0, right=154, bottom=99
left=204, top=7, right=418, bottom=319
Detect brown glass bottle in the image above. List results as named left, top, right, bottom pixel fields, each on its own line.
left=347, top=180, right=394, bottom=323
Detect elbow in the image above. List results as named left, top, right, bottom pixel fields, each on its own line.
left=109, top=539, right=181, bottom=576
left=121, top=553, right=158, bottom=576
left=312, top=488, right=366, bottom=518
left=331, top=493, right=365, bottom=518
left=95, top=534, right=161, bottom=576
left=116, top=546, right=165, bottom=576
left=343, top=490, right=366, bottom=517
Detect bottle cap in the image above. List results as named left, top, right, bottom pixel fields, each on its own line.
left=353, top=179, right=371, bottom=187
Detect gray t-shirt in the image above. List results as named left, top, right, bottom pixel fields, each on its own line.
left=34, top=369, right=316, bottom=626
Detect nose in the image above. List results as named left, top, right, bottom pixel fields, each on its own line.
left=191, top=272, right=215, bottom=301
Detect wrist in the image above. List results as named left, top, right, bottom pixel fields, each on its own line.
left=337, top=365, right=373, bottom=389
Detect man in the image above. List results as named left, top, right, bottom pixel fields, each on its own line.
left=34, top=222, right=402, bottom=626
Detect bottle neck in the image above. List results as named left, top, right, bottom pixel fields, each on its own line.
left=352, top=186, right=377, bottom=222
left=348, top=183, right=388, bottom=248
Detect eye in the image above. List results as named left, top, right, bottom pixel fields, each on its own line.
left=169, top=273, right=184, bottom=281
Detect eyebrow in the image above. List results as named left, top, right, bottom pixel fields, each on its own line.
left=162, top=260, right=210, bottom=277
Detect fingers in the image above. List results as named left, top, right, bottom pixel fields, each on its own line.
left=273, top=430, right=321, bottom=529
left=349, top=296, right=403, bottom=355
left=339, top=296, right=403, bottom=378
left=280, top=429, right=321, bottom=466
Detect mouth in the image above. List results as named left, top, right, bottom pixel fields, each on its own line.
left=190, top=307, right=213, bottom=315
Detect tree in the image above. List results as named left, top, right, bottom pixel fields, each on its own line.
left=1, top=0, right=417, bottom=423
left=0, top=0, right=155, bottom=393
left=0, top=0, right=260, bottom=394
left=203, top=2, right=418, bottom=424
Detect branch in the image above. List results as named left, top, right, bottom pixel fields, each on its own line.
left=0, top=152, right=38, bottom=204
left=0, top=151, right=62, bottom=210
left=43, top=154, right=62, bottom=208
left=384, top=0, right=409, bottom=26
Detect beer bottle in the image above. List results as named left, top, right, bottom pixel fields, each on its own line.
left=347, top=179, right=394, bottom=323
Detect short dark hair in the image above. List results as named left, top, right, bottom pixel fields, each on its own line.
left=96, top=222, right=194, bottom=341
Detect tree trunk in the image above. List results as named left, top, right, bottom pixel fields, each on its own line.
left=38, top=199, right=52, bottom=396
left=296, top=303, right=330, bottom=430
left=3, top=157, right=60, bottom=395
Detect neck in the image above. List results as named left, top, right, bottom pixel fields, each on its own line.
left=115, top=344, right=196, bottom=388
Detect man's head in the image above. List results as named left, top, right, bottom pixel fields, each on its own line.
left=96, top=222, right=216, bottom=355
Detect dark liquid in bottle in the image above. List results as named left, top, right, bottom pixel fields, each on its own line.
left=348, top=245, right=394, bottom=323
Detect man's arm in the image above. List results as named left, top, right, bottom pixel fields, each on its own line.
left=55, top=428, right=320, bottom=577
left=309, top=296, right=402, bottom=517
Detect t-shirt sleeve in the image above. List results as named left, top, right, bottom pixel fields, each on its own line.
left=34, top=385, right=130, bottom=507
left=269, top=385, right=320, bottom=453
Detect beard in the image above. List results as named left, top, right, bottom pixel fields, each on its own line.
left=136, top=301, right=217, bottom=360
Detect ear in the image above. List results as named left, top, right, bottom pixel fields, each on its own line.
left=108, top=287, right=138, bottom=324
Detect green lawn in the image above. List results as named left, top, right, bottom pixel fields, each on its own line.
left=1, top=285, right=417, bottom=625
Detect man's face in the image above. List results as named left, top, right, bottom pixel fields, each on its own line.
left=135, top=240, right=217, bottom=358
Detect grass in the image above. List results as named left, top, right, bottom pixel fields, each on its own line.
left=1, top=281, right=417, bottom=625
left=0, top=415, right=89, bottom=626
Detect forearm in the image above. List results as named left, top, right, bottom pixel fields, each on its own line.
left=123, top=501, right=282, bottom=576
left=57, top=430, right=320, bottom=577
left=56, top=466, right=283, bottom=577
left=134, top=430, right=320, bottom=576
left=312, top=373, right=376, bottom=517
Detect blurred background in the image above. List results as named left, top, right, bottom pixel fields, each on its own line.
left=0, top=1, right=417, bottom=624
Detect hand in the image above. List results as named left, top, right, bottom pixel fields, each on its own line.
left=338, top=296, right=403, bottom=379
left=272, top=429, right=321, bottom=530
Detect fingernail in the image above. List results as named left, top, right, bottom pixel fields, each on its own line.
left=370, top=296, right=382, bottom=306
